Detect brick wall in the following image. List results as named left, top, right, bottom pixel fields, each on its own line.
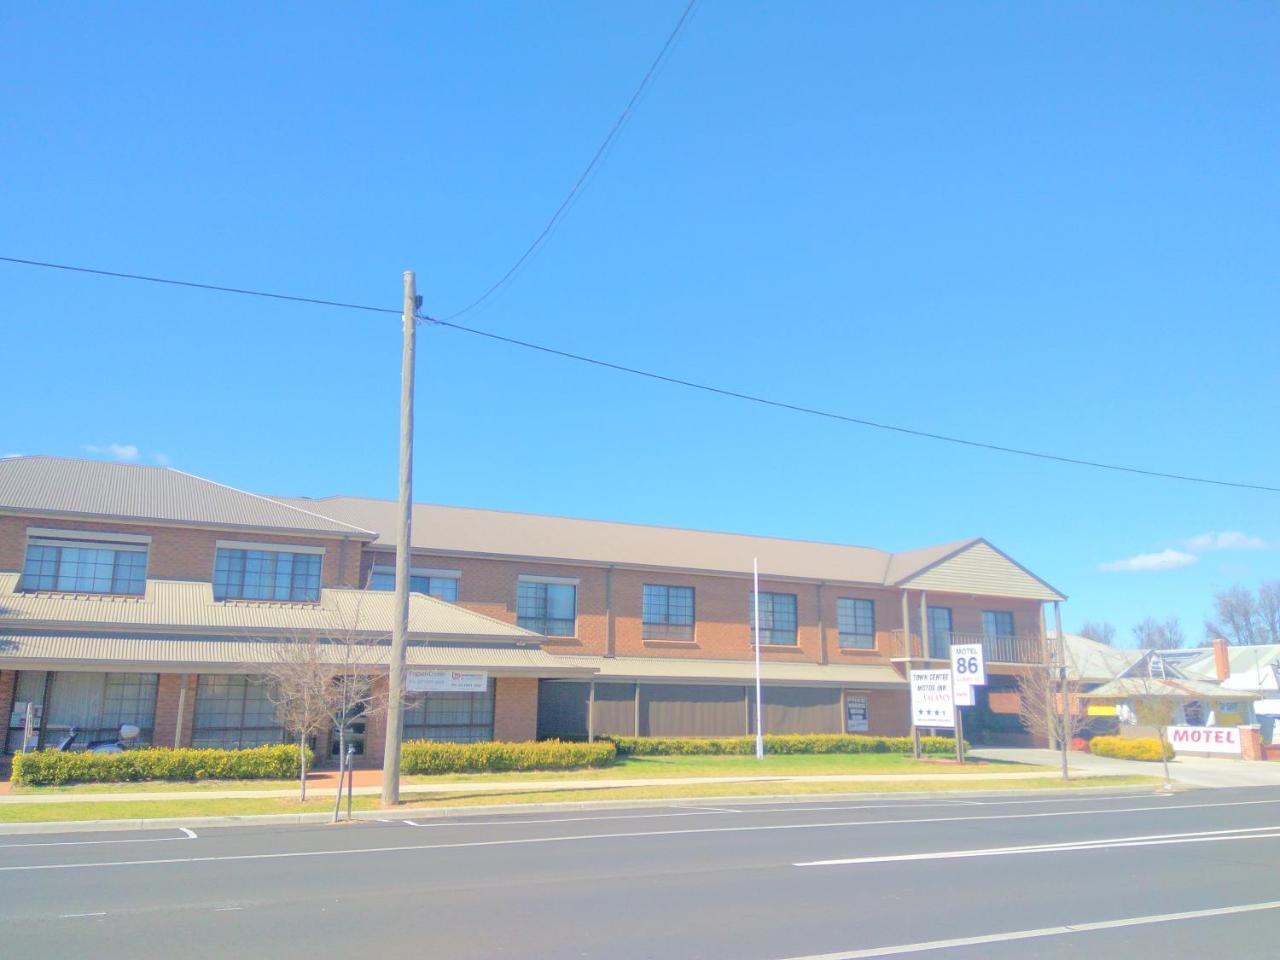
left=152, top=673, right=197, bottom=748
left=0, top=669, right=15, bottom=728
left=493, top=677, right=539, bottom=742
left=0, top=515, right=364, bottom=587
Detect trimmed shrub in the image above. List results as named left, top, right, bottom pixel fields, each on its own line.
left=1087, top=736, right=1174, bottom=762
left=11, top=744, right=311, bottom=786
left=400, top=739, right=617, bottom=775
left=607, top=734, right=963, bottom=757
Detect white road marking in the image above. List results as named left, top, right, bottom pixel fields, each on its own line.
left=773, top=899, right=1280, bottom=958
left=60, top=912, right=107, bottom=919
left=179, top=827, right=197, bottom=839
left=679, top=805, right=741, bottom=814
left=214, top=906, right=244, bottom=912
left=796, top=824, right=1280, bottom=867
left=1, top=797, right=1274, bottom=873
left=0, top=829, right=197, bottom=849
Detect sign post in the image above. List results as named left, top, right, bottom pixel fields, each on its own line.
left=949, top=644, right=986, bottom=763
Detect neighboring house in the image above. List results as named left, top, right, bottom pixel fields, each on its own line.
left=1, top=456, right=1067, bottom=762
left=1181, top=643, right=1280, bottom=744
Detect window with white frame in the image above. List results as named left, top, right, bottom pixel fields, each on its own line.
left=21, top=529, right=149, bottom=595
left=517, top=578, right=576, bottom=636
left=837, top=597, right=876, bottom=649
left=368, top=565, right=459, bottom=602
left=213, top=543, right=323, bottom=601
left=750, top=591, right=799, bottom=645
left=642, top=584, right=695, bottom=640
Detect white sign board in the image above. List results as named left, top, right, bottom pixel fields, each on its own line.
left=1167, top=725, right=1241, bottom=755
left=953, top=680, right=975, bottom=707
left=950, top=643, right=986, bottom=688
left=406, top=669, right=489, bottom=693
left=910, top=669, right=955, bottom=728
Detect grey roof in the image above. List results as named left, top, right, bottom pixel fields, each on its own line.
left=551, top=654, right=906, bottom=688
left=286, top=495, right=1033, bottom=591
left=0, top=457, right=375, bottom=538
left=0, top=572, right=537, bottom=642
left=1079, top=676, right=1260, bottom=700
left=1179, top=644, right=1280, bottom=682
left=1056, top=634, right=1144, bottom=683
left=0, top=632, right=592, bottom=676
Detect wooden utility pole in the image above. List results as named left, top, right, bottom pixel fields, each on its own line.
left=381, top=270, right=417, bottom=805
left=1055, top=600, right=1068, bottom=781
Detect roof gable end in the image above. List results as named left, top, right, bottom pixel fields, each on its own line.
left=894, top=539, right=1066, bottom=601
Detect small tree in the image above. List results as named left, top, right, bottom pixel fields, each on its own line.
left=1016, top=640, right=1088, bottom=780
left=1129, top=678, right=1178, bottom=786
left=1132, top=616, right=1185, bottom=650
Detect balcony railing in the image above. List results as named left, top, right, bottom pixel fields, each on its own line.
left=889, top=630, right=1043, bottom=664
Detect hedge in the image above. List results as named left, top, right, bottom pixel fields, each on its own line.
left=1088, top=736, right=1174, bottom=762
left=400, top=739, right=617, bottom=775
left=607, top=734, right=963, bottom=757
left=11, top=744, right=311, bottom=786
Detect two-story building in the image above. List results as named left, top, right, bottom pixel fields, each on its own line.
left=0, top=456, right=1065, bottom=764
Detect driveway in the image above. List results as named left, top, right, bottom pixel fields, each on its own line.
left=971, top=746, right=1280, bottom=788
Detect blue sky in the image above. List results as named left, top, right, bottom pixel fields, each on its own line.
left=2, top=2, right=1277, bottom=645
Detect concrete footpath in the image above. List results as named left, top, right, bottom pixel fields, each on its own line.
left=0, top=769, right=1070, bottom=805
left=972, top=747, right=1280, bottom=788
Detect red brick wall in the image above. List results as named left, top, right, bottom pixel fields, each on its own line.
left=152, top=673, right=197, bottom=748
left=0, top=515, right=364, bottom=587
left=0, top=669, right=15, bottom=728
left=493, top=677, right=539, bottom=742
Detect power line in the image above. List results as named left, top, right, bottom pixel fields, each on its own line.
left=440, top=0, right=700, bottom=322
left=3, top=252, right=1275, bottom=494
left=0, top=256, right=400, bottom=314
left=423, top=316, right=1280, bottom=495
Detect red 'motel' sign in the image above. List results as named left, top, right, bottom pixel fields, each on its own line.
left=1167, top=725, right=1241, bottom=755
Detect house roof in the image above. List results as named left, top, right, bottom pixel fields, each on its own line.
left=550, top=654, right=906, bottom=688
left=0, top=572, right=537, bottom=642
left=285, top=495, right=1063, bottom=598
left=1057, top=633, right=1144, bottom=683
left=0, top=632, right=591, bottom=676
left=1179, top=644, right=1280, bottom=685
left=1079, top=676, right=1260, bottom=700
left=0, top=457, right=375, bottom=539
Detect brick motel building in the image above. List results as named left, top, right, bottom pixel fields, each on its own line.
left=1, top=456, right=1065, bottom=766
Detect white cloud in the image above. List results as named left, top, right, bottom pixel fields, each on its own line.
left=85, top=443, right=140, bottom=461
left=1098, top=549, right=1198, bottom=573
left=153, top=452, right=172, bottom=466
left=1186, top=531, right=1268, bottom=552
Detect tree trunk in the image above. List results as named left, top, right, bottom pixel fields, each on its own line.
left=1158, top=726, right=1172, bottom=787
left=299, top=733, right=308, bottom=802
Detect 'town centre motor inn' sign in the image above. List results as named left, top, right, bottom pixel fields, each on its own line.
left=1167, top=725, right=1241, bottom=755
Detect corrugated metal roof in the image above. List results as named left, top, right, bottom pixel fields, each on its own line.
left=0, top=457, right=374, bottom=537
left=1079, top=677, right=1261, bottom=700
left=1058, top=633, right=1144, bottom=683
left=0, top=632, right=593, bottom=675
left=0, top=573, right=536, bottom=642
left=288, top=496, right=1051, bottom=596
left=550, top=654, right=906, bottom=688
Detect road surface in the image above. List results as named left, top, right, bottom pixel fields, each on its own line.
left=2, top=787, right=1278, bottom=958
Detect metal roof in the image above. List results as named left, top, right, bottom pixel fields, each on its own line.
left=1079, top=677, right=1261, bottom=700
left=288, top=495, right=1053, bottom=596
left=549, top=654, right=906, bottom=688
left=0, top=632, right=593, bottom=676
left=0, top=572, right=537, bottom=642
left=0, top=457, right=375, bottom=538
left=1057, top=633, right=1144, bottom=683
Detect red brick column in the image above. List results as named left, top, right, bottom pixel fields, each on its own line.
left=493, top=678, right=539, bottom=742
left=1239, top=725, right=1264, bottom=761
left=153, top=673, right=198, bottom=748
left=0, top=670, right=16, bottom=731
left=362, top=675, right=389, bottom=768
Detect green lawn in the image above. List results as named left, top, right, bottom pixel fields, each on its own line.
left=0, top=775, right=1162, bottom=823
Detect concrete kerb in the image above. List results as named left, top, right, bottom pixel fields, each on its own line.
left=0, top=783, right=1175, bottom=835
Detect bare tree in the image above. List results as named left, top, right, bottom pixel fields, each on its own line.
left=1206, top=581, right=1280, bottom=645
left=1078, top=621, right=1116, bottom=646
left=1016, top=642, right=1088, bottom=779
left=252, top=589, right=389, bottom=806
left=1131, top=616, right=1184, bottom=650
left=1128, top=674, right=1178, bottom=786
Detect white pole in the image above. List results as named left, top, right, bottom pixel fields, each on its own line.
left=753, top=556, right=764, bottom=760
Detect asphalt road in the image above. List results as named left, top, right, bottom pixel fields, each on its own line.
left=2, top=787, right=1279, bottom=959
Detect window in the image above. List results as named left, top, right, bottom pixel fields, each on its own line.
left=368, top=565, right=459, bottom=602
left=213, top=546, right=322, bottom=601
left=191, top=675, right=285, bottom=749
left=982, top=610, right=1015, bottom=638
left=517, top=579, right=577, bottom=636
left=927, top=606, right=953, bottom=658
left=750, top=591, right=798, bottom=645
left=837, top=598, right=876, bottom=649
left=41, top=671, right=158, bottom=746
left=403, top=681, right=496, bottom=743
left=642, top=584, right=695, bottom=640
left=21, top=532, right=148, bottom=595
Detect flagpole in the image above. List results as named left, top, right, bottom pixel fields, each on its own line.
left=754, top=556, right=764, bottom=760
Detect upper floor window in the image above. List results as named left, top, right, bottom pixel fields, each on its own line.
left=837, top=597, right=876, bottom=649
left=213, top=543, right=322, bottom=602
left=642, top=584, right=695, bottom=641
left=20, top=529, right=149, bottom=595
left=927, top=606, right=953, bottom=658
left=982, top=610, right=1015, bottom=638
left=517, top=577, right=576, bottom=636
left=368, top=565, right=459, bottom=602
left=750, top=591, right=798, bottom=646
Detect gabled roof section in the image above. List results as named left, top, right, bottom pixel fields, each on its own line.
left=1057, top=633, right=1144, bottom=683
left=892, top=539, right=1066, bottom=601
left=0, top=457, right=375, bottom=539
left=1079, top=676, right=1260, bottom=701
